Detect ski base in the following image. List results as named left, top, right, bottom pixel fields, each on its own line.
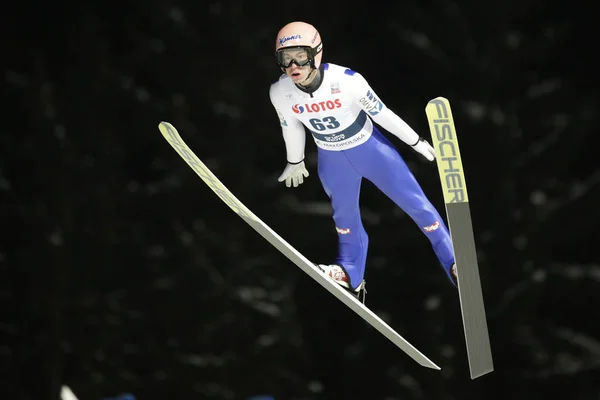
left=425, top=97, right=494, bottom=379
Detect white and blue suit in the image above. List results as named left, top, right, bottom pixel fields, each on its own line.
left=269, top=63, right=455, bottom=289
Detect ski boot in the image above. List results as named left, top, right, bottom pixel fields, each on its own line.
left=450, top=263, right=458, bottom=286
left=317, top=263, right=367, bottom=304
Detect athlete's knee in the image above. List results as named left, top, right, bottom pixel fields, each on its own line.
left=403, top=195, right=437, bottom=219
left=407, top=206, right=446, bottom=235
left=331, top=199, right=360, bottom=220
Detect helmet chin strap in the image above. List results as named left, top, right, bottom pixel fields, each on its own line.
left=298, top=67, right=317, bottom=86
left=294, top=63, right=324, bottom=98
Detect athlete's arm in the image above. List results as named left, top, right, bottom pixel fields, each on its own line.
left=269, top=84, right=306, bottom=163
left=349, top=71, right=435, bottom=161
left=349, top=71, right=421, bottom=146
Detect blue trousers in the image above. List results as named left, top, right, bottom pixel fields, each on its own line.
left=317, top=128, right=455, bottom=289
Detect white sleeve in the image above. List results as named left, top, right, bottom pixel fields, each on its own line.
left=350, top=72, right=420, bottom=146
left=269, top=84, right=307, bottom=163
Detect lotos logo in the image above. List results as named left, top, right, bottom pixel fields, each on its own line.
left=292, top=104, right=305, bottom=114
left=278, top=34, right=302, bottom=47
left=336, top=227, right=351, bottom=234
left=423, top=221, right=440, bottom=232
left=292, top=99, right=342, bottom=114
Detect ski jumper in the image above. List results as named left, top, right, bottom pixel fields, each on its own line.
left=269, top=63, right=455, bottom=289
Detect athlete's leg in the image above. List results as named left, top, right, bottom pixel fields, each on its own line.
left=317, top=147, right=369, bottom=290
left=346, top=129, right=456, bottom=284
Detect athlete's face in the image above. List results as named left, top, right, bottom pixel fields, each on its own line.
left=278, top=48, right=313, bottom=84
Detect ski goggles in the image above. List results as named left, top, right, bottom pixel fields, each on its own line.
left=276, top=46, right=312, bottom=68
left=277, top=43, right=322, bottom=69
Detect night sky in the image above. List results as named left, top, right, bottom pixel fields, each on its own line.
left=3, top=2, right=599, bottom=399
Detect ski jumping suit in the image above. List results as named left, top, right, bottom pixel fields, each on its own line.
left=269, top=63, right=455, bottom=290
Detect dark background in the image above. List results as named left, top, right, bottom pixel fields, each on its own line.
left=3, top=1, right=599, bottom=399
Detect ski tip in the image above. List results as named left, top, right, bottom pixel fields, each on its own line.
left=158, top=121, right=179, bottom=136
left=427, top=96, right=449, bottom=104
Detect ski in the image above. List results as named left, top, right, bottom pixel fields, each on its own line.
left=158, top=121, right=440, bottom=370
left=425, top=97, right=494, bottom=379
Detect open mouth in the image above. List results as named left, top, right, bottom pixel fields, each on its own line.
left=291, top=71, right=301, bottom=78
